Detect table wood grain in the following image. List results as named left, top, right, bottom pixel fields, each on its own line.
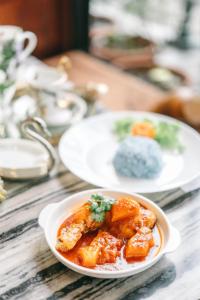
left=45, top=51, right=165, bottom=112
left=0, top=51, right=200, bottom=300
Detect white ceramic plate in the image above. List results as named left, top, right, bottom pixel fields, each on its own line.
left=38, top=188, right=180, bottom=278
left=59, top=111, right=200, bottom=193
left=0, top=139, right=49, bottom=179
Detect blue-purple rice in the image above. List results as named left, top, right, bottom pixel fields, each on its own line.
left=113, top=136, right=163, bottom=178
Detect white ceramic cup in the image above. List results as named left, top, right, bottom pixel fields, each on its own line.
left=0, top=25, right=37, bottom=63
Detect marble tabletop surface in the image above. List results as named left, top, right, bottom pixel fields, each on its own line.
left=0, top=162, right=200, bottom=300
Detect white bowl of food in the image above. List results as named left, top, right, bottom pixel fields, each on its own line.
left=38, top=189, right=180, bottom=278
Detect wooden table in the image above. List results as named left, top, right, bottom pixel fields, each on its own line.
left=45, top=51, right=165, bottom=111
left=0, top=51, right=200, bottom=300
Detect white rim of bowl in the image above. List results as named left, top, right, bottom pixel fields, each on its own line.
left=42, top=188, right=172, bottom=276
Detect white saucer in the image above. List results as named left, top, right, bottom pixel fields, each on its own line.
left=59, top=111, right=200, bottom=193
left=0, top=139, right=50, bottom=179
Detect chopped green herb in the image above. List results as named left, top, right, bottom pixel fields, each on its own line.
left=89, top=194, right=116, bottom=222
left=91, top=211, right=105, bottom=222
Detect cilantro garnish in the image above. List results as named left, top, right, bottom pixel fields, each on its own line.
left=89, top=194, right=116, bottom=222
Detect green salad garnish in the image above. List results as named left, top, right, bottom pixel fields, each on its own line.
left=113, top=117, right=184, bottom=152
left=113, top=118, right=134, bottom=141
left=89, top=194, right=116, bottom=222
left=155, top=121, right=184, bottom=152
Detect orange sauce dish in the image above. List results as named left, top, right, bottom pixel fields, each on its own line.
left=56, top=194, right=162, bottom=270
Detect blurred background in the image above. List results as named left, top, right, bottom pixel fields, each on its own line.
left=1, top=0, right=199, bottom=85
left=90, top=0, right=200, bottom=88
left=89, top=0, right=200, bottom=129
left=0, top=0, right=199, bottom=133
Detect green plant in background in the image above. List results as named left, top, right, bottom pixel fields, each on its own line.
left=105, top=34, right=148, bottom=49
left=106, top=34, right=134, bottom=49
left=0, top=40, right=16, bottom=72
left=124, top=0, right=148, bottom=18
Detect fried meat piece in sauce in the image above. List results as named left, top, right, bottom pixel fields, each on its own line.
left=125, top=227, right=154, bottom=258
left=111, top=196, right=140, bottom=222
left=56, top=222, right=85, bottom=252
left=107, top=215, right=137, bottom=239
left=106, top=198, right=156, bottom=239
left=72, top=203, right=103, bottom=231
left=56, top=204, right=103, bottom=252
left=134, top=207, right=156, bottom=229
left=78, top=231, right=122, bottom=267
